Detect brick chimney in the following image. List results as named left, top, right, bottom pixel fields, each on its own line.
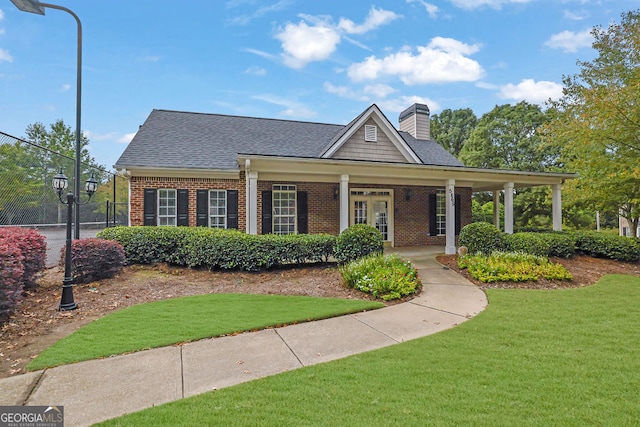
left=399, top=103, right=430, bottom=140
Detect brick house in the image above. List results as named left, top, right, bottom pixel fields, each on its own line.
left=114, top=103, right=574, bottom=254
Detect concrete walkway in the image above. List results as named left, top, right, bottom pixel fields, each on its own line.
left=0, top=247, right=487, bottom=427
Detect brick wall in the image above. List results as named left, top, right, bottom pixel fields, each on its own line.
left=129, top=176, right=246, bottom=229
left=130, top=175, right=472, bottom=247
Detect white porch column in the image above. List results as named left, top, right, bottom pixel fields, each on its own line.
left=248, top=171, right=258, bottom=235
left=340, top=174, right=349, bottom=232
left=552, top=183, right=562, bottom=231
left=504, top=182, right=514, bottom=234
left=493, top=190, right=501, bottom=231
left=445, top=179, right=456, bottom=255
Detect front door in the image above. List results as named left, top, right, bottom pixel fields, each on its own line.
left=350, top=190, right=394, bottom=246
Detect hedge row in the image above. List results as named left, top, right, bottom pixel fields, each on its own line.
left=459, top=222, right=640, bottom=262
left=97, top=224, right=383, bottom=271
left=60, top=238, right=126, bottom=284
left=0, top=228, right=47, bottom=324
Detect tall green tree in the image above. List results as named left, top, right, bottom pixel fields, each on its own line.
left=542, top=10, right=640, bottom=236
left=459, top=102, right=562, bottom=229
left=430, top=108, right=477, bottom=157
left=0, top=142, right=41, bottom=224
left=459, top=102, right=556, bottom=171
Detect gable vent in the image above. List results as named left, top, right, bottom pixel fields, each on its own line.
left=364, top=125, right=377, bottom=142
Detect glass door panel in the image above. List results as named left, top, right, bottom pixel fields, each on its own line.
left=353, top=200, right=367, bottom=225
left=373, top=200, right=388, bottom=240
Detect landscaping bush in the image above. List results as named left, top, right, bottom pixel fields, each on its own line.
left=457, top=251, right=572, bottom=283
left=0, top=242, right=25, bottom=324
left=98, top=226, right=338, bottom=271
left=333, top=224, right=383, bottom=264
left=0, top=227, right=46, bottom=290
left=504, top=232, right=575, bottom=258
left=340, top=254, right=421, bottom=301
left=60, top=238, right=126, bottom=284
left=571, top=230, right=640, bottom=262
left=458, top=222, right=505, bottom=255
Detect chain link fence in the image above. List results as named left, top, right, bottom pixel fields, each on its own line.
left=0, top=131, right=129, bottom=231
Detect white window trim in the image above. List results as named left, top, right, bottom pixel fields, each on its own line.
left=436, top=189, right=446, bottom=236
left=158, top=189, right=177, bottom=227
left=273, top=184, right=297, bottom=235
left=209, top=190, right=227, bottom=229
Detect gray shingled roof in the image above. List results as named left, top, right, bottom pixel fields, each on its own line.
left=114, top=108, right=464, bottom=170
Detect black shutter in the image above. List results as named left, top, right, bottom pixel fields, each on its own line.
left=227, top=190, right=239, bottom=229
left=177, top=189, right=189, bottom=226
left=143, top=188, right=157, bottom=226
left=297, top=191, right=308, bottom=234
left=455, top=194, right=461, bottom=235
left=428, top=193, right=437, bottom=236
left=196, top=190, right=208, bottom=227
left=262, top=190, right=272, bottom=234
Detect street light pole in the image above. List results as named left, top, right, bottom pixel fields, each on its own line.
left=11, top=0, right=84, bottom=239
left=52, top=169, right=97, bottom=311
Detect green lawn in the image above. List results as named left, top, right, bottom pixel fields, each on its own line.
left=28, top=294, right=383, bottom=371
left=97, top=274, right=640, bottom=426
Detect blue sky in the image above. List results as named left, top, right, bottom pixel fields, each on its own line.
left=1, top=0, right=638, bottom=170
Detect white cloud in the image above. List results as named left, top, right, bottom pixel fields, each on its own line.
left=323, top=82, right=369, bottom=101
left=337, top=7, right=401, bottom=34
left=245, top=66, right=267, bottom=76
left=274, top=7, right=399, bottom=69
left=447, top=0, right=533, bottom=9
left=228, top=0, right=291, bottom=25
left=347, top=37, right=484, bottom=85
left=243, top=48, right=279, bottom=61
left=252, top=93, right=316, bottom=118
left=0, top=48, right=12, bottom=63
left=0, top=9, right=4, bottom=21
left=545, top=29, right=593, bottom=52
left=407, top=0, right=440, bottom=19
left=61, top=84, right=71, bottom=92
left=364, top=83, right=397, bottom=98
left=378, top=95, right=441, bottom=113
left=274, top=19, right=341, bottom=69
left=563, top=9, right=589, bottom=21
left=498, top=79, right=564, bottom=104
left=119, top=132, right=136, bottom=144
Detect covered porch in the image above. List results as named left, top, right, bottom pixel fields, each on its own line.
left=240, top=155, right=576, bottom=254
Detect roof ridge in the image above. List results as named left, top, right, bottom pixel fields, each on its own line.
left=153, top=109, right=342, bottom=127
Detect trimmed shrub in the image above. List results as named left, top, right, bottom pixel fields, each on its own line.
left=504, top=232, right=575, bottom=258
left=0, top=227, right=46, bottom=290
left=60, top=238, right=126, bottom=284
left=0, top=242, right=25, bottom=324
left=333, top=224, right=384, bottom=264
left=571, top=231, right=640, bottom=262
left=98, top=226, right=338, bottom=271
left=458, top=222, right=505, bottom=255
left=340, top=254, right=421, bottom=301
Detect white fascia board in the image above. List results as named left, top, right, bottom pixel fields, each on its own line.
left=118, top=166, right=240, bottom=179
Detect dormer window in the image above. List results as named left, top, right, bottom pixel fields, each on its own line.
left=364, top=125, right=377, bottom=142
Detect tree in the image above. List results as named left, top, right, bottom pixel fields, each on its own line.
left=542, top=10, right=640, bottom=236
left=0, top=142, right=41, bottom=224
left=458, top=102, right=563, bottom=229
left=430, top=108, right=477, bottom=157
left=459, top=102, right=556, bottom=171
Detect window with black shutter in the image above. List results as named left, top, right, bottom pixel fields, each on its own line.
left=227, top=190, right=239, bottom=229
left=177, top=189, right=189, bottom=226
left=143, top=188, right=157, bottom=226
left=262, top=190, right=272, bottom=234
left=297, top=191, right=308, bottom=234
left=196, top=190, right=208, bottom=227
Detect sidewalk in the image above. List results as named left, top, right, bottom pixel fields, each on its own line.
left=0, top=247, right=487, bottom=427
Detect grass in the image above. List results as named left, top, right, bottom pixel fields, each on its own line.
left=97, top=274, right=640, bottom=426
left=27, top=293, right=383, bottom=371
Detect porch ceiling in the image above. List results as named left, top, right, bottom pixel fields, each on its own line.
left=239, top=154, right=576, bottom=191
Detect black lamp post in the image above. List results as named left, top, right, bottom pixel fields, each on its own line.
left=52, top=169, right=97, bottom=311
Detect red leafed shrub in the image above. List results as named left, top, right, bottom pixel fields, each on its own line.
left=60, top=238, right=126, bottom=284
left=0, top=241, right=25, bottom=324
left=0, top=227, right=47, bottom=290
